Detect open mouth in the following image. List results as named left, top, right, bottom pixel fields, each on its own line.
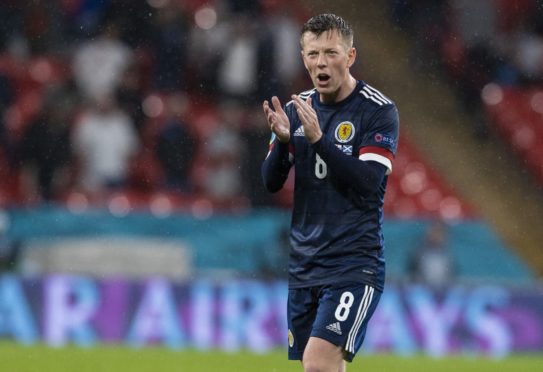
left=317, top=73, right=330, bottom=83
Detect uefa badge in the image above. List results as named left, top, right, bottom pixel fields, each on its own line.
left=334, top=121, right=355, bottom=143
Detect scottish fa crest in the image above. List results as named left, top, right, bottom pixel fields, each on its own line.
left=334, top=121, right=355, bottom=143
left=288, top=329, right=294, bottom=347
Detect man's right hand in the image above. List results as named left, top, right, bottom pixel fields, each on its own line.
left=263, top=96, right=290, bottom=143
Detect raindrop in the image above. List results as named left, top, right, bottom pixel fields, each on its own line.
left=512, top=126, right=535, bottom=150
left=191, top=198, right=214, bottom=220
left=147, top=0, right=169, bottom=9
left=66, top=192, right=89, bottom=214
left=29, top=59, right=52, bottom=83
left=142, top=94, right=164, bottom=118
left=195, top=6, right=218, bottom=30
left=439, top=197, right=462, bottom=220
left=150, top=194, right=173, bottom=218
left=530, top=92, right=543, bottom=114
left=108, top=194, right=131, bottom=217
left=419, top=189, right=442, bottom=212
left=481, top=83, right=503, bottom=105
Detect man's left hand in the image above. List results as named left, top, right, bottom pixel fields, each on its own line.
left=292, top=95, right=322, bottom=144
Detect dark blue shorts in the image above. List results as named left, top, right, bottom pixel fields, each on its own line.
left=287, top=282, right=381, bottom=362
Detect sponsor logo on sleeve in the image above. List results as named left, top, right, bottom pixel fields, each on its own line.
left=374, top=133, right=395, bottom=146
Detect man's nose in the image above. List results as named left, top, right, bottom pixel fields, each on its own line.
left=317, top=53, right=327, bottom=67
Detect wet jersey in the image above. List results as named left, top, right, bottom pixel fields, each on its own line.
left=262, top=80, right=399, bottom=291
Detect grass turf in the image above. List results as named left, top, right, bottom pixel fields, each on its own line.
left=0, top=343, right=541, bottom=372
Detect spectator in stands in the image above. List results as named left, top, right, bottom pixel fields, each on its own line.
left=0, top=72, right=14, bottom=166
left=408, top=221, right=456, bottom=289
left=387, top=0, right=451, bottom=72
left=101, top=0, right=153, bottom=49
left=0, top=210, right=20, bottom=273
left=216, top=14, right=260, bottom=104
left=452, top=0, right=497, bottom=49
left=71, top=94, right=139, bottom=196
left=61, top=0, right=111, bottom=40
left=202, top=99, right=246, bottom=201
left=225, top=0, right=261, bottom=15
left=261, top=3, right=305, bottom=100
left=0, top=0, right=310, bottom=209
left=116, top=64, right=146, bottom=135
left=72, top=21, right=133, bottom=101
left=254, top=17, right=280, bottom=103
left=239, top=105, right=274, bottom=206
left=20, top=0, right=64, bottom=55
left=155, top=92, right=197, bottom=193
left=149, top=1, right=190, bottom=91
left=512, top=19, right=543, bottom=84
left=19, top=85, right=76, bottom=202
left=187, top=5, right=224, bottom=96
left=0, top=0, right=25, bottom=54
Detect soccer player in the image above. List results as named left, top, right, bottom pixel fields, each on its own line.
left=261, top=14, right=399, bottom=371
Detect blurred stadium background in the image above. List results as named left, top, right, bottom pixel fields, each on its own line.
left=0, top=0, right=543, bottom=370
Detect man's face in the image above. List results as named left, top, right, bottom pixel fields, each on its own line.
left=301, top=30, right=355, bottom=101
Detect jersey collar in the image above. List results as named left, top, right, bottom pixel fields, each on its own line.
left=314, top=80, right=365, bottom=108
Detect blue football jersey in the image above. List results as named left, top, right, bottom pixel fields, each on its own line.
left=264, top=80, right=399, bottom=291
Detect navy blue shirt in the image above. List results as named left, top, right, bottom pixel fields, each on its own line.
left=262, top=81, right=399, bottom=291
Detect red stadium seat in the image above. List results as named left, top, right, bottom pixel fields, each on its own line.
left=484, top=86, right=543, bottom=187
left=384, top=134, right=474, bottom=220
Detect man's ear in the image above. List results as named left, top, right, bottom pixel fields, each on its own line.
left=301, top=50, right=309, bottom=70
left=347, top=47, right=357, bottom=68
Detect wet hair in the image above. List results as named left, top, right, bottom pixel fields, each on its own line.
left=300, top=13, right=353, bottom=48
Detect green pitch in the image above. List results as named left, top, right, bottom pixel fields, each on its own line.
left=0, top=342, right=541, bottom=372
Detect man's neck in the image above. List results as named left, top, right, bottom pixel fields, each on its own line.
left=320, top=75, right=357, bottom=104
